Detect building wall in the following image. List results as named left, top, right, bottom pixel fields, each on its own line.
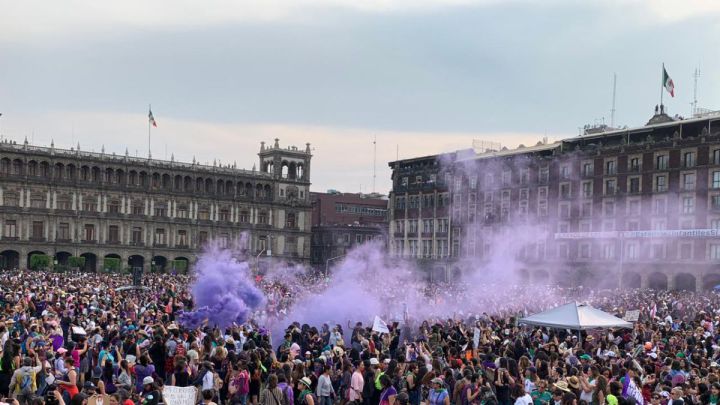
left=310, top=192, right=388, bottom=226
left=388, top=115, right=720, bottom=290
left=309, top=192, right=388, bottom=267
left=0, top=139, right=313, bottom=272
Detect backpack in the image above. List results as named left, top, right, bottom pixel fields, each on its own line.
left=175, top=341, right=187, bottom=358
left=17, top=368, right=36, bottom=396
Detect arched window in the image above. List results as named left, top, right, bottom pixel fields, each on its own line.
left=12, top=159, right=23, bottom=175
left=0, top=158, right=10, bottom=175
left=281, top=162, right=289, bottom=178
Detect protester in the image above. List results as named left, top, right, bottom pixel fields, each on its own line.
left=3, top=266, right=720, bottom=405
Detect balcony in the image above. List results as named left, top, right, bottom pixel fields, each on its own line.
left=55, top=238, right=72, bottom=243
left=81, top=240, right=97, bottom=244
left=2, top=236, right=18, bottom=241
left=129, top=241, right=144, bottom=247
left=29, top=237, right=46, bottom=242
left=154, top=243, right=168, bottom=248
left=175, top=244, right=189, bottom=249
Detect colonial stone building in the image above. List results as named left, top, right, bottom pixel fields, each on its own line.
left=0, top=138, right=313, bottom=272
left=389, top=109, right=720, bottom=291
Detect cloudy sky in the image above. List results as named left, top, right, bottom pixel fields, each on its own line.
left=1, top=0, right=718, bottom=194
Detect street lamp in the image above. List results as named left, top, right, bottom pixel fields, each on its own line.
left=325, top=254, right=346, bottom=278
left=255, top=248, right=266, bottom=275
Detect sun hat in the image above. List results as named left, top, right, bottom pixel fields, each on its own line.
left=431, top=378, right=444, bottom=385
left=143, top=376, right=154, bottom=385
left=300, top=377, right=312, bottom=388
left=567, top=377, right=580, bottom=390
left=369, top=358, right=379, bottom=365
left=553, top=381, right=571, bottom=392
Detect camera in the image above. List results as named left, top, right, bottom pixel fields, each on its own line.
left=45, top=384, right=59, bottom=405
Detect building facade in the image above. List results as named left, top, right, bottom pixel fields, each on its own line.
left=310, top=191, right=388, bottom=270
left=389, top=110, right=720, bottom=291
left=0, top=137, right=313, bottom=272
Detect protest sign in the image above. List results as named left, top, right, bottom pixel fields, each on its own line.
left=163, top=386, right=197, bottom=405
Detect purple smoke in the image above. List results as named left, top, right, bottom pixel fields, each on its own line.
left=179, top=242, right=266, bottom=329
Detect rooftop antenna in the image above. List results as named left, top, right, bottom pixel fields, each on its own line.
left=372, top=135, right=377, bottom=193
left=692, top=66, right=701, bottom=116
left=610, top=73, right=617, bottom=127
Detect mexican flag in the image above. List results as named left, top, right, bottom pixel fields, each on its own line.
left=148, top=108, right=158, bottom=127
left=663, top=66, right=675, bottom=97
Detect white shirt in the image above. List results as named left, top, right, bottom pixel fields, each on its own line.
left=202, top=371, right=215, bottom=391
left=514, top=394, right=533, bottom=405
left=579, top=379, right=595, bottom=403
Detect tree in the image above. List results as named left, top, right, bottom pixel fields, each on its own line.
left=103, top=257, right=121, bottom=272
left=68, top=256, right=86, bottom=269
left=30, top=254, right=51, bottom=271
left=172, top=260, right=188, bottom=273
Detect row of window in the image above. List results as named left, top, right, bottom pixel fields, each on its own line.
left=555, top=241, right=720, bottom=261
left=558, top=194, right=720, bottom=219
left=443, top=192, right=720, bottom=223
left=2, top=220, right=292, bottom=253
left=0, top=158, right=277, bottom=198
left=395, top=193, right=450, bottom=210
left=2, top=194, right=290, bottom=225
left=393, top=239, right=450, bottom=259
left=561, top=171, right=720, bottom=199
left=4, top=220, right=191, bottom=246
left=334, top=203, right=387, bottom=217
left=395, top=218, right=450, bottom=234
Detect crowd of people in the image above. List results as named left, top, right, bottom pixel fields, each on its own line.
left=0, top=269, right=718, bottom=405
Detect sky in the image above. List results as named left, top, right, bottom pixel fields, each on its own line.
left=0, top=0, right=719, bottom=194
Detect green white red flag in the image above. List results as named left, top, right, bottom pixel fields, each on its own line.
left=148, top=108, right=157, bottom=127
left=663, top=66, right=674, bottom=97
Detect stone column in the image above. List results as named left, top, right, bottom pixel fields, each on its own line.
left=667, top=274, right=676, bottom=290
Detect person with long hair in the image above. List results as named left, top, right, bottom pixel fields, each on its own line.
left=591, top=376, right=607, bottom=405
left=116, top=360, right=132, bottom=391
left=514, top=384, right=533, bottom=405
left=0, top=339, right=19, bottom=396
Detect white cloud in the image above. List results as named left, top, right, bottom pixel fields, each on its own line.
left=9, top=0, right=718, bottom=43
left=0, top=110, right=557, bottom=194
left=0, top=0, right=495, bottom=42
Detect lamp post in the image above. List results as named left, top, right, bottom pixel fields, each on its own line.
left=255, top=248, right=266, bottom=275
left=325, top=254, right=346, bottom=278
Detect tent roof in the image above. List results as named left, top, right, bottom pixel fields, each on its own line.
left=519, top=302, right=633, bottom=330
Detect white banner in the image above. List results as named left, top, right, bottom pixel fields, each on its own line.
left=623, top=310, right=640, bottom=322
left=555, top=229, right=720, bottom=240
left=372, top=316, right=390, bottom=334
left=473, top=327, right=481, bottom=349
left=163, top=386, right=198, bottom=405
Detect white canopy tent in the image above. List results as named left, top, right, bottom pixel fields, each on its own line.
left=519, top=302, right=633, bottom=330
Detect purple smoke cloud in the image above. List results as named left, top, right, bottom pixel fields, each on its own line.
left=179, top=242, right=266, bottom=329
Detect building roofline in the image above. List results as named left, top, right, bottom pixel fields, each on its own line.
left=0, top=140, right=273, bottom=178
left=457, top=141, right=560, bottom=162
left=564, top=113, right=720, bottom=143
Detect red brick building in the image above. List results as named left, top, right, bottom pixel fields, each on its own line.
left=310, top=191, right=388, bottom=269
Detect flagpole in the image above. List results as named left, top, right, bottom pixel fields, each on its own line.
left=660, top=63, right=664, bottom=108
left=148, top=104, right=151, bottom=158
